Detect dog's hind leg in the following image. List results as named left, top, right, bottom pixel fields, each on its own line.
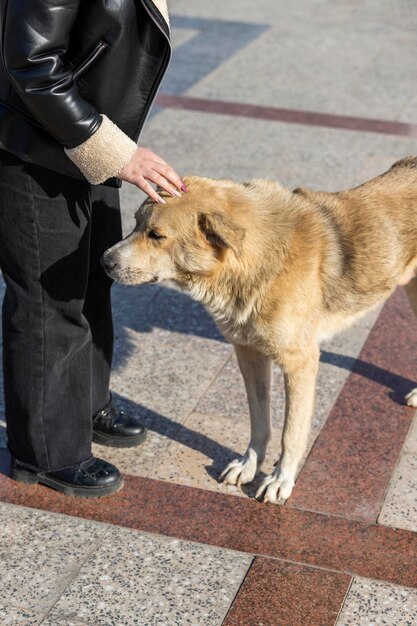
left=220, top=344, right=272, bottom=487
left=256, top=344, right=319, bottom=503
left=404, top=276, right=417, bottom=407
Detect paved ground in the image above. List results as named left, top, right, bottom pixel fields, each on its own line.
left=1, top=0, right=417, bottom=624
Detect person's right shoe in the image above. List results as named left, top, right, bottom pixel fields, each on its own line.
left=10, top=456, right=123, bottom=498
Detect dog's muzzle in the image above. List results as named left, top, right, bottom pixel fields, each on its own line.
left=100, top=250, right=159, bottom=285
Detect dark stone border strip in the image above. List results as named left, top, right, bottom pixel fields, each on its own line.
left=155, top=93, right=417, bottom=137
left=0, top=453, right=415, bottom=589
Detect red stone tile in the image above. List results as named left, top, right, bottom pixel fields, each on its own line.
left=292, top=289, right=417, bottom=522
left=0, top=459, right=416, bottom=588
left=155, top=94, right=417, bottom=138
left=223, top=557, right=351, bottom=626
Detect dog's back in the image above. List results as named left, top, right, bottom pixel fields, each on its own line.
left=288, top=158, right=417, bottom=320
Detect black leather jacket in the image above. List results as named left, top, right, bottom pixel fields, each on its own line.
left=0, top=0, right=171, bottom=186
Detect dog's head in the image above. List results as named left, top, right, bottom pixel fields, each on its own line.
left=102, top=176, right=246, bottom=287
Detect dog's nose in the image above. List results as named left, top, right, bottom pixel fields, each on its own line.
left=101, top=253, right=117, bottom=271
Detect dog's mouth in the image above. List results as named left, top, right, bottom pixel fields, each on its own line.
left=114, top=270, right=159, bottom=286
left=102, top=260, right=159, bottom=286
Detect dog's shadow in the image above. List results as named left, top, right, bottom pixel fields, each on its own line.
left=109, top=393, right=269, bottom=497
left=109, top=282, right=415, bottom=487
left=0, top=282, right=414, bottom=486
left=320, top=350, right=415, bottom=404
left=112, top=282, right=416, bottom=402
left=112, top=282, right=415, bottom=398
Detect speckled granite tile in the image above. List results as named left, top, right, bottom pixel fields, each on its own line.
left=155, top=411, right=282, bottom=496
left=224, top=557, right=351, bottom=626
left=0, top=503, right=107, bottom=612
left=336, top=577, right=417, bottom=626
left=0, top=605, right=43, bottom=626
left=99, top=284, right=230, bottom=477
left=195, top=352, right=280, bottom=422
left=110, top=285, right=228, bottom=408
left=40, top=615, right=92, bottom=626
left=91, top=397, right=186, bottom=477
left=401, top=411, right=417, bottom=455
left=379, top=367, right=417, bottom=540
left=378, top=452, right=417, bottom=532
left=47, top=528, right=251, bottom=626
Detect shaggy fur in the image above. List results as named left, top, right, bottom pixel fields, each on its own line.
left=103, top=159, right=417, bottom=503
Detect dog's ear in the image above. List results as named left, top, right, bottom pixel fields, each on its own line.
left=198, top=212, right=245, bottom=256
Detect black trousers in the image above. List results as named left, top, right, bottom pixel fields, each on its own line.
left=0, top=150, right=122, bottom=471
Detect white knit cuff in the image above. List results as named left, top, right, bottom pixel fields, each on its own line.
left=64, top=115, right=138, bottom=185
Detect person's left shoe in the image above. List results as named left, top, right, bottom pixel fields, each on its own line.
left=92, top=397, right=147, bottom=448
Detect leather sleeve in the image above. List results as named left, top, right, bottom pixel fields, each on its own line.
left=2, top=0, right=101, bottom=148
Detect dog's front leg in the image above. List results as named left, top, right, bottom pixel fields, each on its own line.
left=220, top=344, right=272, bottom=487
left=256, top=345, right=319, bottom=503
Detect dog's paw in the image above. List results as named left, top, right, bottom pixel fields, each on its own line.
left=405, top=388, right=417, bottom=407
left=255, top=471, right=295, bottom=504
left=220, top=455, right=258, bottom=487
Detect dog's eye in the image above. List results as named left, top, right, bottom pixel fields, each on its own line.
left=147, top=229, right=165, bottom=240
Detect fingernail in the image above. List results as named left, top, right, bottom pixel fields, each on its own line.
left=172, top=190, right=181, bottom=197
left=181, top=183, right=188, bottom=193
left=157, top=196, right=166, bottom=204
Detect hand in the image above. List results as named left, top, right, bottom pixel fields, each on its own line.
left=117, top=146, right=186, bottom=203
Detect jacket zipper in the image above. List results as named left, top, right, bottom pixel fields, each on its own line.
left=72, top=41, right=109, bottom=81
left=134, top=0, right=172, bottom=142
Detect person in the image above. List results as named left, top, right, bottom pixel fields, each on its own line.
left=0, top=0, right=183, bottom=497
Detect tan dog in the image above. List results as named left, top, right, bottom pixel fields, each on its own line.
left=103, top=158, right=417, bottom=503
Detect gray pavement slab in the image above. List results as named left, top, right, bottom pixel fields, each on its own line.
left=379, top=413, right=417, bottom=532
left=185, top=22, right=417, bottom=121
left=46, top=528, right=251, bottom=626
left=0, top=605, right=43, bottom=626
left=337, top=577, right=417, bottom=626
left=0, top=503, right=251, bottom=626
left=0, top=504, right=106, bottom=613
left=168, top=0, right=417, bottom=121
left=96, top=283, right=231, bottom=476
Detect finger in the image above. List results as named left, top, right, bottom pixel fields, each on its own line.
left=137, top=178, right=166, bottom=204
left=149, top=171, right=182, bottom=198
left=152, top=161, right=186, bottom=192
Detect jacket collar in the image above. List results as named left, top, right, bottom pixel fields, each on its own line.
left=149, top=0, right=170, bottom=29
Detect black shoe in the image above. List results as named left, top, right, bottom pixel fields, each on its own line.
left=10, top=456, right=123, bottom=498
left=92, top=397, right=147, bottom=448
